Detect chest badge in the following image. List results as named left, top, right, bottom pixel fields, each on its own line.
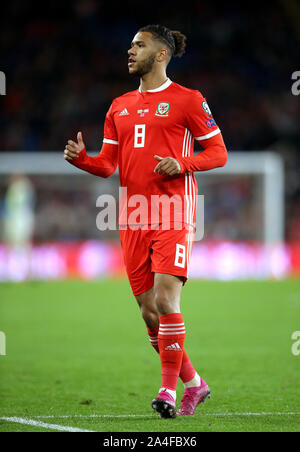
left=155, top=102, right=170, bottom=116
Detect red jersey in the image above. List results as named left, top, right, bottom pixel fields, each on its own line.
left=103, top=78, right=223, bottom=228
left=72, top=78, right=227, bottom=229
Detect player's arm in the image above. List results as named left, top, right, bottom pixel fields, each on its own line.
left=154, top=91, right=227, bottom=176
left=178, top=91, right=228, bottom=173
left=177, top=132, right=227, bottom=173
left=153, top=132, right=227, bottom=176
left=64, top=131, right=118, bottom=178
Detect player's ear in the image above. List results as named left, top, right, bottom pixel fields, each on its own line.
left=157, top=48, right=168, bottom=62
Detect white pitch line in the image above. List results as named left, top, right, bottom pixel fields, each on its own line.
left=0, top=417, right=96, bottom=432
left=33, top=411, right=300, bottom=420
left=2, top=412, right=299, bottom=431
left=35, top=414, right=156, bottom=419
left=203, top=412, right=300, bottom=417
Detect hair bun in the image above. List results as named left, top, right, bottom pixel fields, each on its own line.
left=171, top=30, right=187, bottom=57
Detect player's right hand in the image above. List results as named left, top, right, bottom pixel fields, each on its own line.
left=64, top=131, right=85, bottom=161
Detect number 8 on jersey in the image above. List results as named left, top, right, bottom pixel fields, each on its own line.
left=134, top=124, right=146, bottom=148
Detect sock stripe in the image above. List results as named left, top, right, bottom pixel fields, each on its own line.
left=159, top=323, right=185, bottom=336
left=159, top=327, right=185, bottom=331
left=158, top=331, right=186, bottom=335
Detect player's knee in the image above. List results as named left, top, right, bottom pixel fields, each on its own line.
left=141, top=307, right=158, bottom=329
left=154, top=288, right=178, bottom=315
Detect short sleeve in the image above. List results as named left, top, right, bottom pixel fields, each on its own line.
left=103, top=102, right=119, bottom=145
left=185, top=91, right=221, bottom=142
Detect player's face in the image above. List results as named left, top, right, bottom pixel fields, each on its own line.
left=128, top=32, right=159, bottom=76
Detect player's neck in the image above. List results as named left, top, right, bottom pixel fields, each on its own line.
left=139, top=71, right=168, bottom=93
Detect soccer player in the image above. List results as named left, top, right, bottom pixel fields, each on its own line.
left=64, top=24, right=228, bottom=418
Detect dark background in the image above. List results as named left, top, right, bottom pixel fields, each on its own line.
left=0, top=0, right=299, bottom=240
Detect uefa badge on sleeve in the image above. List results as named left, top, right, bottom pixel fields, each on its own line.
left=201, top=100, right=212, bottom=117
left=155, top=102, right=170, bottom=116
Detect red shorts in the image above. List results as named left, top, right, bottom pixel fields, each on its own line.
left=119, top=225, right=194, bottom=296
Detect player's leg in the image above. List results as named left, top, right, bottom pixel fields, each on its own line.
left=135, top=285, right=157, bottom=329
left=153, top=274, right=183, bottom=396
left=137, top=285, right=200, bottom=386
left=122, top=227, right=209, bottom=417
left=135, top=272, right=208, bottom=418
left=135, top=286, right=160, bottom=353
left=150, top=229, right=210, bottom=417
left=151, top=272, right=210, bottom=417
left=150, top=272, right=186, bottom=417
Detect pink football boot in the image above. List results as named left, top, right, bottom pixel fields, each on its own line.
left=177, top=378, right=211, bottom=416
left=152, top=390, right=177, bottom=419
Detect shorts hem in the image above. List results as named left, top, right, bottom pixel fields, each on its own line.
left=131, top=280, right=154, bottom=296
left=152, top=268, right=188, bottom=284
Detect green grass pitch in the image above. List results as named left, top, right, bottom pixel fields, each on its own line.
left=0, top=278, right=300, bottom=432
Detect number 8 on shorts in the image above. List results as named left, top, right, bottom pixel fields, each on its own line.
left=174, top=244, right=186, bottom=268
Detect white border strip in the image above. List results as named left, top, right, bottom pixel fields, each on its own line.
left=195, top=128, right=221, bottom=141
left=103, top=138, right=118, bottom=145
left=0, top=416, right=95, bottom=432
left=158, top=330, right=185, bottom=336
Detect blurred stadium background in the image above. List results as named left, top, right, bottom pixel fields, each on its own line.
left=0, top=0, right=300, bottom=282
left=1, top=0, right=300, bottom=434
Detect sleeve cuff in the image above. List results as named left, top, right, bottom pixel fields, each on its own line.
left=70, top=147, right=87, bottom=166
left=177, top=157, right=187, bottom=174
left=103, top=138, right=118, bottom=145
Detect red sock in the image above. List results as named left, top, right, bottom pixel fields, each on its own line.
left=180, top=351, right=196, bottom=383
left=147, top=324, right=196, bottom=384
left=147, top=326, right=159, bottom=354
left=158, top=313, right=185, bottom=391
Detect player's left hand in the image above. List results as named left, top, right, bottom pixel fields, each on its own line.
left=154, top=155, right=181, bottom=176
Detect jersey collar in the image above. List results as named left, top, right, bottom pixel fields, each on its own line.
left=138, top=78, right=172, bottom=93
